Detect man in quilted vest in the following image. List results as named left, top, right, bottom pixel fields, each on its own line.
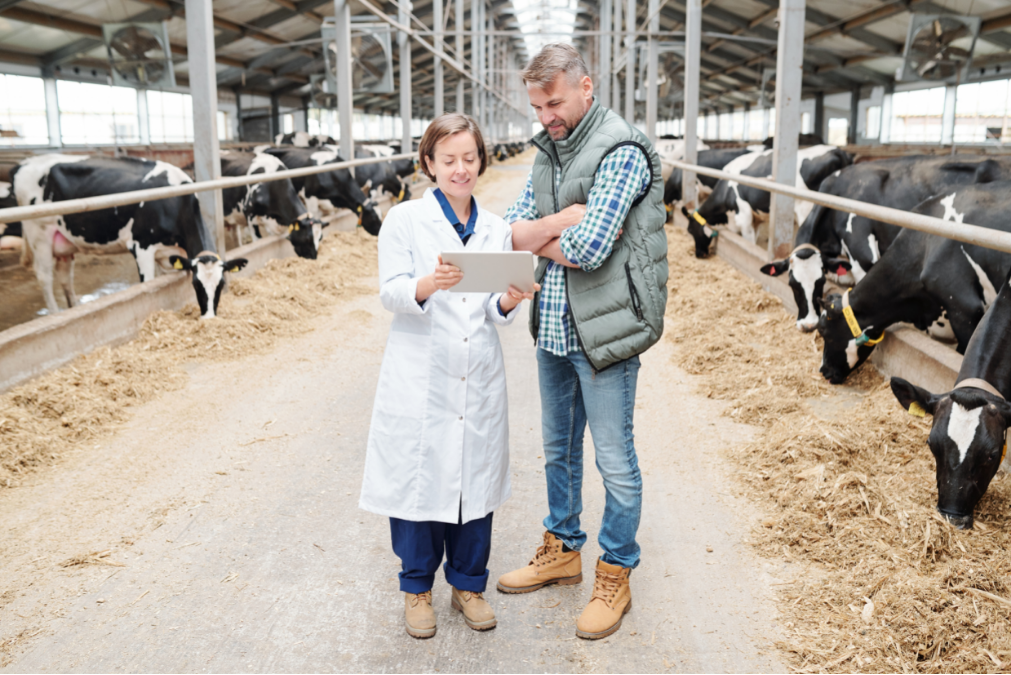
left=498, top=43, right=669, bottom=640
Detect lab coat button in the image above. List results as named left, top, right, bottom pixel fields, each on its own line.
left=463, top=337, right=468, bottom=342
left=461, top=377, right=466, bottom=381
left=462, top=298, right=467, bottom=302
left=458, top=416, right=463, bottom=421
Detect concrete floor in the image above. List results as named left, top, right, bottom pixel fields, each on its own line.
left=0, top=167, right=788, bottom=673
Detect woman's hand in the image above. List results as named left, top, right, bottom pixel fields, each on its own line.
left=498, top=283, right=541, bottom=313
left=416, top=255, right=463, bottom=302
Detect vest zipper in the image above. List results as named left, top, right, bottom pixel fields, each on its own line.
left=625, top=262, right=644, bottom=321
left=564, top=267, right=599, bottom=375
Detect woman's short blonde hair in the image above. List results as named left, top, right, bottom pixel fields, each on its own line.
left=417, top=112, right=488, bottom=180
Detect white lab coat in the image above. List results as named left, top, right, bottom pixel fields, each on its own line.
left=359, top=189, right=520, bottom=524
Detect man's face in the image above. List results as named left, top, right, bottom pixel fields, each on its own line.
left=526, top=74, right=594, bottom=141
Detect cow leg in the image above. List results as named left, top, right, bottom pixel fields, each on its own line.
left=735, top=200, right=756, bottom=243
left=130, top=242, right=159, bottom=282
left=54, top=255, right=77, bottom=307
left=29, top=237, right=61, bottom=312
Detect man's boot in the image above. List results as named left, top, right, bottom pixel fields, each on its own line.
left=404, top=590, right=436, bottom=639
left=451, top=587, right=497, bottom=631
left=575, top=559, right=632, bottom=639
left=496, top=531, right=582, bottom=593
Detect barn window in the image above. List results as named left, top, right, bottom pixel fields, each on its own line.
left=57, top=80, right=140, bottom=146
left=801, top=112, right=812, bottom=134
left=0, top=74, right=48, bottom=147
left=888, top=87, right=945, bottom=144
left=954, top=79, right=1010, bottom=144
left=827, top=118, right=849, bottom=146
left=147, top=91, right=195, bottom=144
left=865, top=106, right=881, bottom=139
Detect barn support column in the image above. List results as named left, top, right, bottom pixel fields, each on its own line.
left=942, top=83, right=957, bottom=145
left=43, top=78, right=61, bottom=148
left=682, top=0, right=701, bottom=209
left=742, top=103, right=750, bottom=142
left=233, top=89, right=244, bottom=142
left=611, top=0, right=621, bottom=112
left=623, top=0, right=635, bottom=124
left=455, top=0, right=464, bottom=113
left=768, top=0, right=805, bottom=261
left=880, top=84, right=893, bottom=144
left=645, top=0, right=658, bottom=143
left=333, top=0, right=354, bottom=167
left=433, top=0, right=444, bottom=118
left=137, top=90, right=150, bottom=145
left=761, top=105, right=770, bottom=140
left=471, top=0, right=480, bottom=120
left=270, top=94, right=280, bottom=138
left=848, top=87, right=860, bottom=145
left=185, top=0, right=225, bottom=254
left=487, top=4, right=494, bottom=135
left=598, top=0, right=611, bottom=108
left=399, top=0, right=413, bottom=150
left=814, top=91, right=824, bottom=141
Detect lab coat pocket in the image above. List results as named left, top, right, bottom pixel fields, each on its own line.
left=376, top=330, right=432, bottom=419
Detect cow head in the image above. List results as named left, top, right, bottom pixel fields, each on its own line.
left=891, top=378, right=1011, bottom=529
left=359, top=201, right=382, bottom=236
left=817, top=292, right=879, bottom=384
left=168, top=252, right=248, bottom=319
left=286, top=216, right=326, bottom=260
left=761, top=246, right=852, bottom=331
left=682, top=206, right=717, bottom=258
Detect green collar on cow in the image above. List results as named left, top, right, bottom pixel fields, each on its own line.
left=841, top=289, right=884, bottom=347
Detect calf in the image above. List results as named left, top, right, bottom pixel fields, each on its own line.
left=764, top=155, right=1011, bottom=332
left=690, top=145, right=852, bottom=252
left=817, top=183, right=1011, bottom=384
left=262, top=146, right=382, bottom=235
left=218, top=151, right=326, bottom=259
left=12, top=154, right=246, bottom=318
left=890, top=271, right=1011, bottom=529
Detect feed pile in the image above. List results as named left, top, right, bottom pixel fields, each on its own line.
left=0, top=230, right=378, bottom=486
left=664, top=224, right=1011, bottom=673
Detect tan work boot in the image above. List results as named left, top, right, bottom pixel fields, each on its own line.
left=575, top=559, right=632, bottom=640
left=496, top=531, right=582, bottom=594
left=451, top=587, right=497, bottom=631
left=404, top=590, right=436, bottom=639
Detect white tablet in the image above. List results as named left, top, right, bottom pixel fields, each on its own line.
left=441, top=251, right=536, bottom=293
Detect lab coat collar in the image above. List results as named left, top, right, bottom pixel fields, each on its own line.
left=422, top=188, right=486, bottom=248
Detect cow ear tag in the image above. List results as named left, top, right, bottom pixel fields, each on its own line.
left=908, top=401, right=926, bottom=418
left=837, top=265, right=848, bottom=276
left=288, top=224, right=295, bottom=233
left=173, top=259, right=184, bottom=270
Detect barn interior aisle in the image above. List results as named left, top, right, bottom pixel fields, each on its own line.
left=0, top=166, right=787, bottom=673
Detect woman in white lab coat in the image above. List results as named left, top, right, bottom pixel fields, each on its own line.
left=359, top=113, right=536, bottom=639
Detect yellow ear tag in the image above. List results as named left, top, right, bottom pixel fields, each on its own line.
left=288, top=224, right=295, bottom=233
left=294, top=224, right=300, bottom=231
left=1002, top=440, right=1007, bottom=465
left=398, top=187, right=405, bottom=201
left=173, top=259, right=183, bottom=270
left=908, top=401, right=926, bottom=418
left=357, top=205, right=363, bottom=213
left=692, top=211, right=708, bottom=226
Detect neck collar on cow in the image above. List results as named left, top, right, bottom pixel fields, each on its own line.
left=792, top=243, right=820, bottom=256
left=955, top=378, right=1006, bottom=400
left=841, top=289, right=884, bottom=347
left=541, top=97, right=603, bottom=168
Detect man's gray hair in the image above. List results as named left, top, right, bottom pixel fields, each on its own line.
left=521, top=43, right=589, bottom=89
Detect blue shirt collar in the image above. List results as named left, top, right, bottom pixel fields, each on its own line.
left=433, top=187, right=478, bottom=241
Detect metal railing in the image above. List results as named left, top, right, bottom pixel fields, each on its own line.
left=0, top=152, right=419, bottom=226
left=668, top=158, right=1011, bottom=256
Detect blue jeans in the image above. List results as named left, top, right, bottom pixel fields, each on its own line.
left=537, top=348, right=642, bottom=569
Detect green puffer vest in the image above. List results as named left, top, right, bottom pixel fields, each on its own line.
left=529, top=97, right=669, bottom=371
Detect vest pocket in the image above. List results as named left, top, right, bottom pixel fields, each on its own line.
left=624, top=262, right=644, bottom=322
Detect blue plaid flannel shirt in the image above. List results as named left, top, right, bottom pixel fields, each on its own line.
left=504, top=145, right=651, bottom=356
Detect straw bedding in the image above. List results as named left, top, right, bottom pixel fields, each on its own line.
left=0, top=230, right=378, bottom=487
left=664, top=223, right=1011, bottom=673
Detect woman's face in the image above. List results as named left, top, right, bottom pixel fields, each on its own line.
left=426, top=131, right=480, bottom=202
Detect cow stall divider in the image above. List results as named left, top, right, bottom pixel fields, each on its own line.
left=667, top=158, right=998, bottom=393
left=0, top=152, right=420, bottom=394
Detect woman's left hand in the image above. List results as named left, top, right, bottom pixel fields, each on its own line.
left=499, top=283, right=541, bottom=313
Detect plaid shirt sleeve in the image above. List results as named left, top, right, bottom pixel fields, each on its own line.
left=558, top=145, right=651, bottom=272
left=503, top=171, right=539, bottom=224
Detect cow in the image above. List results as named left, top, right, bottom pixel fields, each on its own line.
left=262, top=146, right=383, bottom=235
left=816, top=183, right=1011, bottom=384
left=275, top=132, right=336, bottom=147
left=12, top=154, right=246, bottom=318
left=763, top=156, right=1011, bottom=332
left=687, top=145, right=852, bottom=254
left=762, top=133, right=825, bottom=149
left=653, top=137, right=711, bottom=183
left=890, top=270, right=1011, bottom=529
left=354, top=145, right=411, bottom=205
left=0, top=180, right=21, bottom=250
left=217, top=151, right=327, bottom=259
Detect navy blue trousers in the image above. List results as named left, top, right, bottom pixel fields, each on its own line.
left=389, top=511, right=494, bottom=594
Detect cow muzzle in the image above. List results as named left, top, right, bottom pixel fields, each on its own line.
left=937, top=508, right=974, bottom=530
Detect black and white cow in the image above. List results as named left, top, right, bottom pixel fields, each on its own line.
left=12, top=154, right=246, bottom=318
left=891, top=270, right=1011, bottom=529
left=0, top=180, right=21, bottom=250
left=817, top=183, right=1011, bottom=384
left=689, top=145, right=852, bottom=252
left=262, top=146, right=383, bottom=235
left=355, top=145, right=411, bottom=204
left=275, top=132, right=336, bottom=147
left=218, top=151, right=327, bottom=259
left=664, top=148, right=749, bottom=208
left=763, top=155, right=1011, bottom=332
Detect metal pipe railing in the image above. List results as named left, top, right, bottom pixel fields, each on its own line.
left=668, top=158, right=1011, bottom=256
left=0, top=152, right=418, bottom=226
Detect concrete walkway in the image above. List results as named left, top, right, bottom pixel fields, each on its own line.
left=0, top=168, right=786, bottom=673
